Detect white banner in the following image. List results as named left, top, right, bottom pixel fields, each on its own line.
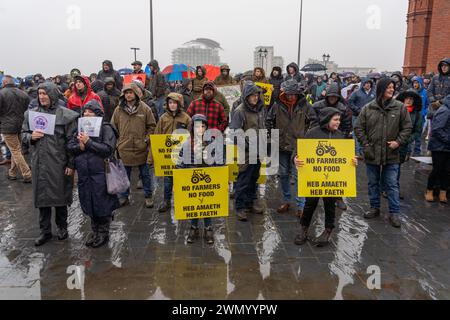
left=29, top=111, right=56, bottom=135
left=78, top=117, right=103, bottom=137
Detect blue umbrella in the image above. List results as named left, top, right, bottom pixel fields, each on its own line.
left=161, top=64, right=195, bottom=81
left=118, top=68, right=133, bottom=76
left=0, top=75, right=20, bottom=87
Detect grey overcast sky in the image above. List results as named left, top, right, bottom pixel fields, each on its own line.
left=0, top=0, right=408, bottom=77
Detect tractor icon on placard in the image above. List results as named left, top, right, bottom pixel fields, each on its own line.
left=191, top=170, right=212, bottom=184
left=165, top=136, right=184, bottom=148
left=316, top=141, right=337, bottom=157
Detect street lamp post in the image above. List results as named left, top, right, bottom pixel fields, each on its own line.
left=297, top=0, right=303, bottom=66
left=322, top=53, right=330, bottom=69
left=149, top=0, right=154, bottom=61
left=258, top=48, right=268, bottom=71
left=131, top=47, right=140, bottom=62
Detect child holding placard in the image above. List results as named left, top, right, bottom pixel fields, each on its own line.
left=294, top=107, right=358, bottom=247
left=154, top=93, right=191, bottom=213
left=177, top=114, right=221, bottom=245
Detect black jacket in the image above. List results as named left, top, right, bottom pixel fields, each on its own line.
left=0, top=84, right=31, bottom=134
left=311, top=83, right=352, bottom=137
left=305, top=107, right=345, bottom=139
left=97, top=60, right=123, bottom=91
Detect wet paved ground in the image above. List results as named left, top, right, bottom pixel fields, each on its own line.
left=0, top=159, right=449, bottom=300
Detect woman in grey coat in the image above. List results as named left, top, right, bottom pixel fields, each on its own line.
left=22, top=82, right=79, bottom=246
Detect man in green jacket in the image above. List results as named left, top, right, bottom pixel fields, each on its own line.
left=354, top=78, right=412, bottom=228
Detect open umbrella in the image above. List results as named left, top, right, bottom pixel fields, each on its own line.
left=204, top=65, right=221, bottom=81
left=367, top=72, right=381, bottom=80
left=339, top=71, right=355, bottom=78
left=118, top=68, right=133, bottom=76
left=0, top=75, right=20, bottom=87
left=301, top=63, right=327, bottom=72
left=161, top=64, right=195, bottom=81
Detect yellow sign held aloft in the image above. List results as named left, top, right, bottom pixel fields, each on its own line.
left=297, top=139, right=356, bottom=197
left=150, top=134, right=189, bottom=176
left=255, top=82, right=274, bottom=106
left=173, top=166, right=229, bottom=220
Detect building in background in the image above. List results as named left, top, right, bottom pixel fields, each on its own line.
left=254, top=46, right=274, bottom=73
left=253, top=46, right=285, bottom=74
left=272, top=56, right=284, bottom=70
left=172, top=38, right=222, bottom=67
left=403, top=0, right=450, bottom=74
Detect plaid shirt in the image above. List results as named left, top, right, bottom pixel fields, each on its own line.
left=186, top=97, right=228, bottom=132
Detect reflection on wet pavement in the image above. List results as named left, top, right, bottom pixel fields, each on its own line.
left=0, top=161, right=449, bottom=299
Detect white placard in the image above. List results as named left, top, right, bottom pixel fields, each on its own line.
left=29, top=111, right=56, bottom=135
left=411, top=157, right=433, bottom=165
left=78, top=117, right=103, bottom=138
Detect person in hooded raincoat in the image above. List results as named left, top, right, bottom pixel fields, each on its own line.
left=22, top=82, right=79, bottom=246
left=97, top=60, right=123, bottom=91
left=67, top=100, right=120, bottom=248
left=67, top=75, right=103, bottom=115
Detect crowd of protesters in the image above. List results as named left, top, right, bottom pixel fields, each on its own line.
left=0, top=57, right=448, bottom=249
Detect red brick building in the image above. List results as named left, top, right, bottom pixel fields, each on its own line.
left=403, top=0, right=450, bottom=75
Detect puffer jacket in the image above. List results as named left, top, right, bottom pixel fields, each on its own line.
left=348, top=78, right=376, bottom=116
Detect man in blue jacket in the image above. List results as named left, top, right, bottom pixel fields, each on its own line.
left=348, top=78, right=376, bottom=157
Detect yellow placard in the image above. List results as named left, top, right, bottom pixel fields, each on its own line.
left=255, top=82, right=273, bottom=106
left=297, top=139, right=356, bottom=197
left=173, top=166, right=229, bottom=220
left=150, top=134, right=189, bottom=176
left=226, top=145, right=267, bottom=184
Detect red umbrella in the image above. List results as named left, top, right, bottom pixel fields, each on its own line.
left=204, top=65, right=221, bottom=81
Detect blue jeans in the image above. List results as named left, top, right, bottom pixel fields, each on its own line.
left=280, top=150, right=306, bottom=210
left=155, top=96, right=166, bottom=117
left=293, top=163, right=306, bottom=211
left=5, top=146, right=11, bottom=159
left=412, top=117, right=425, bottom=156
left=352, top=116, right=362, bottom=155
left=164, top=176, right=173, bottom=201
left=121, top=164, right=153, bottom=199
left=366, top=164, right=400, bottom=215
left=279, top=151, right=293, bottom=202
left=191, top=218, right=212, bottom=228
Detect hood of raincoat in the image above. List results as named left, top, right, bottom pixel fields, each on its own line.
left=37, top=82, right=61, bottom=107
left=438, top=58, right=450, bottom=76
left=195, top=66, right=207, bottom=80
left=165, top=92, right=184, bottom=114
left=81, top=99, right=105, bottom=117
left=396, top=89, right=423, bottom=112
left=319, top=107, right=341, bottom=129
